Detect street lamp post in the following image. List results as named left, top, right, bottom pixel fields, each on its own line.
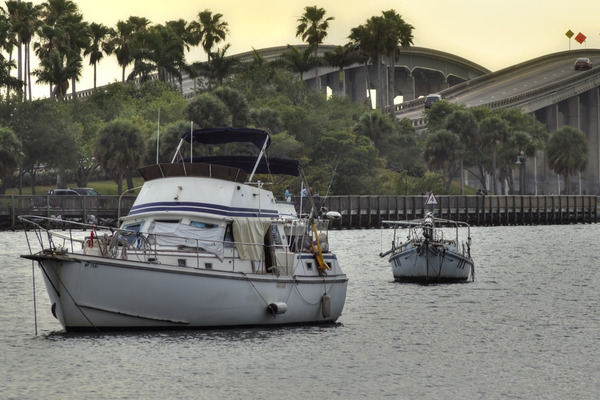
left=515, top=152, right=526, bottom=194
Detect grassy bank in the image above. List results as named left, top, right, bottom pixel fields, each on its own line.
left=4, top=179, right=145, bottom=196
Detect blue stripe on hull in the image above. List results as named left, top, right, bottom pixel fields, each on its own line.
left=129, top=201, right=279, bottom=218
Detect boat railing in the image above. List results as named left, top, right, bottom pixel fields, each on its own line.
left=382, top=219, right=471, bottom=258
left=19, top=215, right=313, bottom=272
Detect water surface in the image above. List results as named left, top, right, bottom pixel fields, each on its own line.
left=1, top=225, right=598, bottom=399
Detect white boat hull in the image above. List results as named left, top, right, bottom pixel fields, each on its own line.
left=33, top=252, right=347, bottom=331
left=389, top=243, right=473, bottom=283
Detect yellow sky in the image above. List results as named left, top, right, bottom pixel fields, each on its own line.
left=29, top=0, right=600, bottom=97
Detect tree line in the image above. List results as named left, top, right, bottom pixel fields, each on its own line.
left=0, top=1, right=413, bottom=113
left=0, top=2, right=588, bottom=196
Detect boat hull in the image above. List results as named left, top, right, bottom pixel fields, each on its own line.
left=389, top=243, right=473, bottom=283
left=32, top=253, right=347, bottom=332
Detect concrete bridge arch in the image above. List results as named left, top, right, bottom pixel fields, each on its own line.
left=303, top=45, right=490, bottom=107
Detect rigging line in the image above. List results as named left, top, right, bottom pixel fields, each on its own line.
left=241, top=272, right=270, bottom=306
left=324, top=153, right=341, bottom=201
left=292, top=277, right=323, bottom=306
left=31, top=259, right=37, bottom=336
left=23, top=227, right=38, bottom=336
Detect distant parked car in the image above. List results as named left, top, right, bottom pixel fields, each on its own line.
left=47, top=189, right=80, bottom=196
left=574, top=58, right=592, bottom=70
left=70, top=188, right=101, bottom=196
left=424, top=94, right=442, bottom=108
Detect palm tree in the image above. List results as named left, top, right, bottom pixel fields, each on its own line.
left=190, top=44, right=238, bottom=87
left=348, top=22, right=380, bottom=108
left=546, top=126, right=588, bottom=195
left=36, top=0, right=89, bottom=97
left=33, top=48, right=81, bottom=98
left=195, top=10, right=228, bottom=63
left=381, top=10, right=413, bottom=110
left=42, top=0, right=90, bottom=95
left=84, top=23, right=113, bottom=89
left=111, top=16, right=150, bottom=82
left=353, top=110, right=393, bottom=148
left=296, top=5, right=333, bottom=92
left=422, top=129, right=462, bottom=191
left=166, top=19, right=199, bottom=91
left=278, top=45, right=320, bottom=80
left=349, top=11, right=413, bottom=111
left=0, top=56, right=21, bottom=96
left=480, top=116, right=510, bottom=194
left=128, top=24, right=185, bottom=84
left=0, top=8, right=20, bottom=99
left=445, top=109, right=478, bottom=194
left=323, top=44, right=359, bottom=96
left=5, top=0, right=42, bottom=100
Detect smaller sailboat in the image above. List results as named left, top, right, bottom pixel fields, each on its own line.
left=380, top=212, right=474, bottom=283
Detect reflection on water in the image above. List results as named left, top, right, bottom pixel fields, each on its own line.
left=2, top=225, right=600, bottom=399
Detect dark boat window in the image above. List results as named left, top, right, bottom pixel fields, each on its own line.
left=121, top=223, right=143, bottom=246
left=191, top=221, right=218, bottom=229
left=123, top=223, right=142, bottom=232
left=224, top=224, right=234, bottom=248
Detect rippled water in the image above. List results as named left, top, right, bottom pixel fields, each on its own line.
left=1, top=225, right=599, bottom=399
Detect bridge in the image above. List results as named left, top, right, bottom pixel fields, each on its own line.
left=67, top=46, right=600, bottom=195
left=393, top=49, right=600, bottom=196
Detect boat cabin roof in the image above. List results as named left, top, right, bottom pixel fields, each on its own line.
left=139, top=157, right=301, bottom=182
left=138, top=162, right=248, bottom=182
left=181, top=127, right=271, bottom=149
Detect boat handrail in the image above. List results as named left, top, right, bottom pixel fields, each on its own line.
left=19, top=215, right=319, bottom=268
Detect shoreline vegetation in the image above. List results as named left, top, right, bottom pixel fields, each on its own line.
left=0, top=5, right=585, bottom=197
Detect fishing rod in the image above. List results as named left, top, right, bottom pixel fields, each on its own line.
left=323, top=154, right=341, bottom=200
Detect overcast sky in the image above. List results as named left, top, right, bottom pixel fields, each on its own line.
left=29, top=0, right=600, bottom=98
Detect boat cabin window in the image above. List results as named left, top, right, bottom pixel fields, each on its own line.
left=123, top=223, right=142, bottom=232
left=120, top=223, right=143, bottom=246
left=224, top=224, right=234, bottom=248
left=191, top=221, right=218, bottom=229
left=154, top=219, right=180, bottom=224
left=271, top=225, right=283, bottom=246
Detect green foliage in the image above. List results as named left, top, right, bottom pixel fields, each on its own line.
left=422, top=129, right=461, bottom=190
left=0, top=124, right=21, bottom=192
left=546, top=126, right=588, bottom=194
left=186, top=92, right=231, bottom=128
left=8, top=99, right=81, bottom=193
left=213, top=86, right=249, bottom=127
left=94, top=118, right=145, bottom=193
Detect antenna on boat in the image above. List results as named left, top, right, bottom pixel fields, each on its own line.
left=156, top=108, right=160, bottom=164
left=189, top=121, right=193, bottom=162
left=323, top=153, right=341, bottom=201
left=170, top=121, right=192, bottom=163
left=248, top=136, right=269, bottom=182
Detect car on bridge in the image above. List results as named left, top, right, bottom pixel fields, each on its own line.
left=574, top=57, right=592, bottom=70
left=424, top=94, right=442, bottom=108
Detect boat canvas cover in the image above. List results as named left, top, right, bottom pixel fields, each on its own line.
left=147, top=221, right=226, bottom=259
left=232, top=217, right=271, bottom=260
left=187, top=156, right=300, bottom=176
left=181, top=127, right=271, bottom=149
